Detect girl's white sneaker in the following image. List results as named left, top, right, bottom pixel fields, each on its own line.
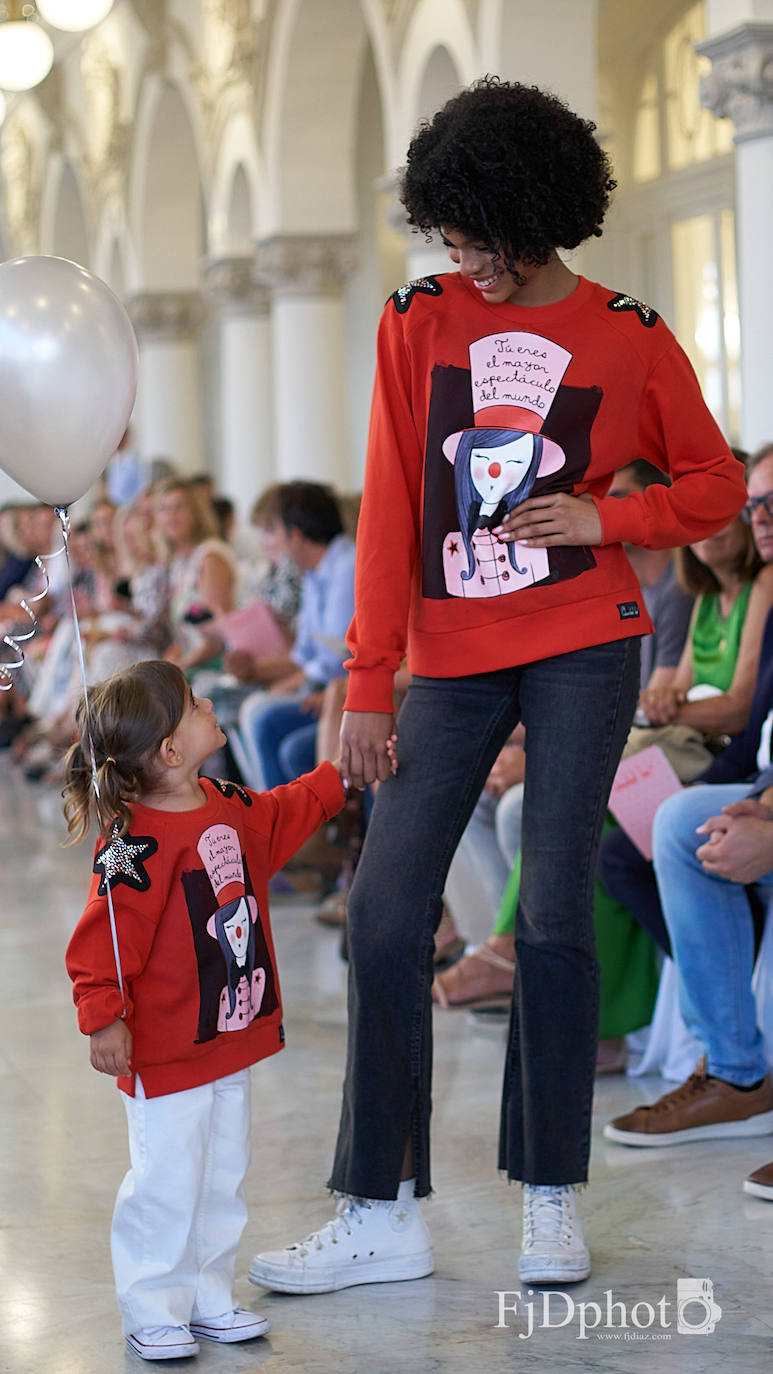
left=125, top=1326, right=199, bottom=1360
left=518, top=1184, right=591, bottom=1283
left=189, top=1308, right=270, bottom=1343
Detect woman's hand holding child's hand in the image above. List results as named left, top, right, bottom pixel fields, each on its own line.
left=90, top=1019, right=132, bottom=1077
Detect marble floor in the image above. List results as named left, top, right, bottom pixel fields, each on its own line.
left=1, top=765, right=772, bottom=1374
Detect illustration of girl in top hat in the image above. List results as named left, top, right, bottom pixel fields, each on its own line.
left=442, top=330, right=570, bottom=597
left=199, top=825, right=266, bottom=1033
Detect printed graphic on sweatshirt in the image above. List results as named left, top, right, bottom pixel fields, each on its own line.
left=607, top=293, right=658, bottom=328
left=93, top=827, right=159, bottom=896
left=182, top=823, right=279, bottom=1043
left=390, top=276, right=443, bottom=314
left=210, top=777, right=253, bottom=806
left=423, top=330, right=601, bottom=599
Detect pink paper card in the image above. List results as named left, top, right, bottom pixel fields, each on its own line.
left=608, top=744, right=682, bottom=860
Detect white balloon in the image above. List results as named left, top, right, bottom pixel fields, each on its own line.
left=0, top=256, right=138, bottom=507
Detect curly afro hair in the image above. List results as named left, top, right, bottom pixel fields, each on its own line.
left=400, top=76, right=616, bottom=273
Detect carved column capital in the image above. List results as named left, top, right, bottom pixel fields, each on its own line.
left=256, top=234, right=357, bottom=298
left=697, top=22, right=773, bottom=143
left=203, top=256, right=269, bottom=316
left=127, top=291, right=206, bottom=341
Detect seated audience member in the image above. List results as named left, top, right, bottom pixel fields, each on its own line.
left=85, top=499, right=171, bottom=680
left=604, top=715, right=773, bottom=1200
left=155, top=477, right=236, bottom=667
left=188, top=490, right=304, bottom=780
left=194, top=486, right=303, bottom=692
left=601, top=442, right=773, bottom=951
left=434, top=460, right=695, bottom=1015
left=0, top=505, right=36, bottom=602
left=237, top=482, right=355, bottom=790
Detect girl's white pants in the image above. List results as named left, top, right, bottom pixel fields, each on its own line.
left=111, top=1068, right=251, bottom=1334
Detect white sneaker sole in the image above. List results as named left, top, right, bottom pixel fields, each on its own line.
left=126, top=1333, right=199, bottom=1360
left=742, top=1178, right=773, bottom=1200
left=604, top=1109, right=773, bottom=1147
left=248, top=1249, right=434, bottom=1294
left=518, top=1255, right=591, bottom=1284
left=189, top=1316, right=270, bottom=1343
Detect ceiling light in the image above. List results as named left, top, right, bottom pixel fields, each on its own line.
left=36, top=0, right=114, bottom=32
left=0, top=15, right=54, bottom=92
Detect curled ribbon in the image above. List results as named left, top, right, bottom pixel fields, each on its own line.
left=1, top=506, right=127, bottom=1015
left=0, top=508, right=68, bottom=689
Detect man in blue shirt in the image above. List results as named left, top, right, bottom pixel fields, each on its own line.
left=235, top=482, right=355, bottom=789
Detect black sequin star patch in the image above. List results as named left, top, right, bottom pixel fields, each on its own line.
left=210, top=778, right=253, bottom=807
left=93, top=829, right=159, bottom=896
left=607, top=293, right=659, bottom=328
left=390, top=277, right=443, bottom=314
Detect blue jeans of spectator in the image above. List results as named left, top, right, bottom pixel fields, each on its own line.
left=254, top=699, right=319, bottom=790
left=598, top=825, right=671, bottom=955
left=653, top=784, right=772, bottom=1086
left=328, top=638, right=640, bottom=1199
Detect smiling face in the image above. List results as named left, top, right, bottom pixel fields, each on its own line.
left=470, top=434, right=535, bottom=507
left=440, top=225, right=531, bottom=304
left=222, top=898, right=251, bottom=964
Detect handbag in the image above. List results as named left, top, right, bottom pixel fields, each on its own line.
left=622, top=723, right=715, bottom=784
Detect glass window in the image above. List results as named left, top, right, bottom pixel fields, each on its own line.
left=664, top=3, right=733, bottom=170
left=632, top=0, right=734, bottom=183
left=633, top=70, right=661, bottom=182
left=671, top=211, right=740, bottom=442
left=720, top=209, right=741, bottom=443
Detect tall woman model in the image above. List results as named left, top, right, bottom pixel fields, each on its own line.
left=250, top=78, right=747, bottom=1289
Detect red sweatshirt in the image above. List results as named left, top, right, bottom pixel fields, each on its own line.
left=66, top=766, right=345, bottom=1097
left=345, top=272, right=747, bottom=713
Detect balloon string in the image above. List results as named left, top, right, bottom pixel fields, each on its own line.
left=57, top=508, right=127, bottom=1020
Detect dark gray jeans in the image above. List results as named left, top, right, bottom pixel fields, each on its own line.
left=328, top=637, right=640, bottom=1198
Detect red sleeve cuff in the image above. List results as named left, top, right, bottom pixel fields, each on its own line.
left=343, top=665, right=396, bottom=714
left=595, top=494, right=648, bottom=546
left=300, top=761, right=346, bottom=820
left=75, top=990, right=126, bottom=1036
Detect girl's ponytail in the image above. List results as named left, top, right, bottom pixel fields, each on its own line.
left=61, top=738, right=93, bottom=844
left=61, top=660, right=188, bottom=844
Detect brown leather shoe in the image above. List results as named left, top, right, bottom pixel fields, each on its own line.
left=743, top=1160, right=773, bottom=1199
left=603, top=1058, right=773, bottom=1146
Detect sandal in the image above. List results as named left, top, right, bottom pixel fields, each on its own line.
left=595, top=1037, right=628, bottom=1076
left=433, top=906, right=465, bottom=969
left=432, top=938, right=516, bottom=1010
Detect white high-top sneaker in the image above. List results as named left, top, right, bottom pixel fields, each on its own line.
left=518, top=1184, right=591, bottom=1284
left=248, top=1187, right=434, bottom=1294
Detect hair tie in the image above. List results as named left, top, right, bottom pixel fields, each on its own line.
left=105, top=756, right=116, bottom=767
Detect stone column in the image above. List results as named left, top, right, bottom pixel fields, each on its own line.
left=257, top=234, right=356, bottom=486
left=127, top=291, right=206, bottom=472
left=698, top=21, right=773, bottom=449
left=204, top=257, right=273, bottom=517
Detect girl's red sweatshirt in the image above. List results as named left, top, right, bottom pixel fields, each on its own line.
left=344, top=271, right=747, bottom=713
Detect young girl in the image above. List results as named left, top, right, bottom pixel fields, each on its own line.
left=248, top=76, right=747, bottom=1295
left=63, top=660, right=344, bottom=1361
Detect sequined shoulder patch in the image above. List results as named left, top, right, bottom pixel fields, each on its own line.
left=211, top=778, right=253, bottom=807
left=93, top=827, right=159, bottom=896
left=607, top=293, right=659, bottom=328
left=390, top=277, right=443, bottom=314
